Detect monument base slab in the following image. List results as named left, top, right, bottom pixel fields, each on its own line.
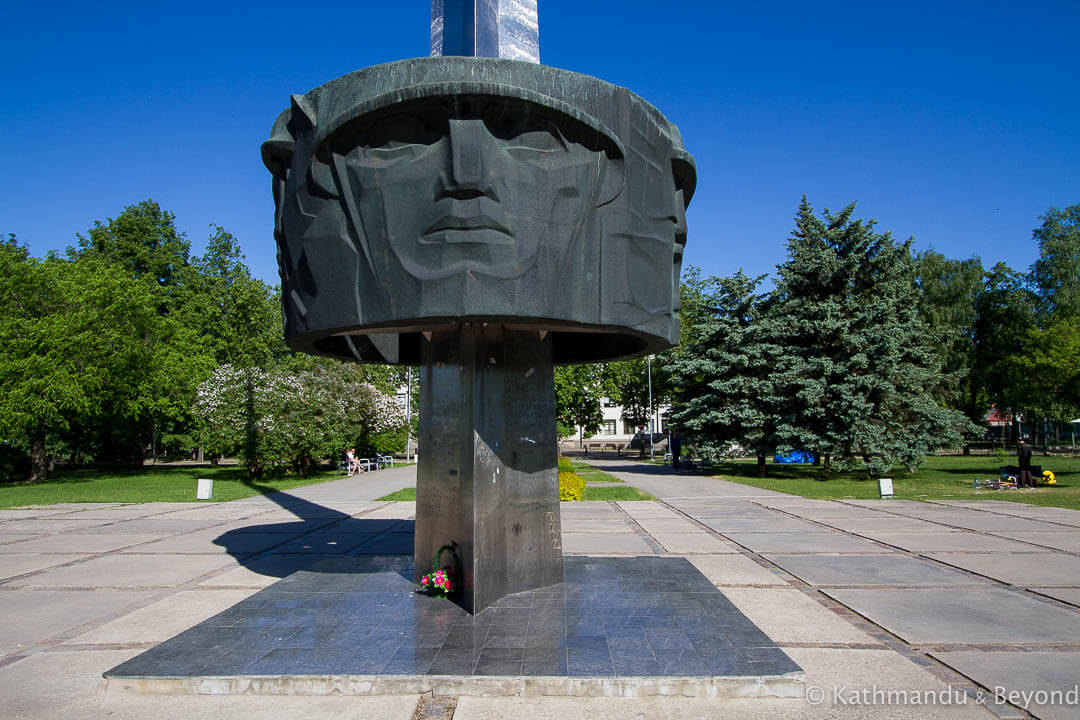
left=104, top=556, right=804, bottom=698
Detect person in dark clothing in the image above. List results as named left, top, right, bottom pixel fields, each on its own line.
left=1017, top=438, right=1034, bottom=488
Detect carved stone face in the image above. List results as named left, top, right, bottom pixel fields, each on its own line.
left=324, top=97, right=617, bottom=281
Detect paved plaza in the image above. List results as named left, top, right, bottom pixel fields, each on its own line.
left=2, top=459, right=1079, bottom=719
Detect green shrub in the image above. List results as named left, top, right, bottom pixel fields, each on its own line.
left=559, top=471, right=585, bottom=501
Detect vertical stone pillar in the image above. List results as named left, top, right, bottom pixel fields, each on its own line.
left=415, top=324, right=563, bottom=613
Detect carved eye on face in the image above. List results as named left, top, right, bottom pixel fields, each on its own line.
left=359, top=114, right=442, bottom=164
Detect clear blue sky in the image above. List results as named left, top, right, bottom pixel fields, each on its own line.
left=3, top=1, right=1077, bottom=286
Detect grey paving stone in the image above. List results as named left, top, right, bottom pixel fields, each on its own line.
left=0, top=553, right=86, bottom=581
left=854, top=530, right=1047, bottom=553
left=925, top=552, right=1080, bottom=586
left=70, top=589, right=258, bottom=644
left=0, top=533, right=166, bottom=554
left=560, top=518, right=634, bottom=533
left=1, top=518, right=113, bottom=534
left=558, top=502, right=622, bottom=518
left=932, top=516, right=1077, bottom=533
left=76, top=518, right=229, bottom=534
left=105, top=556, right=800, bottom=682
left=722, top=588, right=879, bottom=644
left=929, top=650, right=1080, bottom=720
left=686, top=554, right=789, bottom=586
left=698, top=517, right=832, bottom=532
left=562, top=533, right=653, bottom=554
left=723, top=531, right=893, bottom=554
left=1030, top=587, right=1080, bottom=607
left=48, top=506, right=175, bottom=520
left=651, top=533, right=738, bottom=554
left=764, top=553, right=994, bottom=587
left=615, top=501, right=678, bottom=518
left=824, top=588, right=1080, bottom=644
left=634, top=517, right=704, bottom=534
left=812, top=516, right=946, bottom=533
left=128, top=530, right=288, bottom=555
left=985, top=531, right=1080, bottom=553
left=14, top=553, right=236, bottom=588
left=0, top=589, right=149, bottom=646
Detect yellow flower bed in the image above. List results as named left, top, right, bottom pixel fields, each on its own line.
left=558, top=471, right=586, bottom=501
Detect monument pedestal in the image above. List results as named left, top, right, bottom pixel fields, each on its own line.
left=415, top=324, right=563, bottom=613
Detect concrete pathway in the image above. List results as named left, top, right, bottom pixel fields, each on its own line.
left=1, top=460, right=1078, bottom=719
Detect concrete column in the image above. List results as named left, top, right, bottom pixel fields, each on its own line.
left=415, top=324, right=563, bottom=613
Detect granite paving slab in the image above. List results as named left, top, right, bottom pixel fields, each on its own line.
left=853, top=530, right=1048, bottom=553
left=72, top=589, right=259, bottom=644
left=561, top=533, right=653, bottom=554
left=763, top=553, right=994, bottom=587
left=0, top=533, right=166, bottom=554
left=634, top=517, right=705, bottom=534
left=824, top=588, right=1080, bottom=644
left=14, top=553, right=235, bottom=588
left=129, top=530, right=290, bottom=556
left=615, top=502, right=679, bottom=518
left=651, top=533, right=738, bottom=554
left=1030, top=588, right=1080, bottom=607
left=811, top=517, right=944, bottom=533
left=0, top=588, right=149, bottom=646
left=0, top=553, right=89, bottom=581
left=985, top=532, right=1080, bottom=553
left=723, top=531, right=891, bottom=554
left=924, top=552, right=1080, bottom=586
left=721, top=588, right=880, bottom=644
left=560, top=518, right=635, bottom=533
left=929, top=650, right=1080, bottom=720
left=930, top=516, right=1077, bottom=533
left=698, top=518, right=832, bottom=532
left=48, top=506, right=176, bottom=520
left=105, top=556, right=802, bottom=694
left=1, top=518, right=114, bottom=534
left=686, top=554, right=789, bottom=587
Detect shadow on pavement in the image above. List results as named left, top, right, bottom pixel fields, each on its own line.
left=211, top=478, right=415, bottom=580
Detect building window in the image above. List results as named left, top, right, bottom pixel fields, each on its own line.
left=601, top=397, right=618, bottom=407
left=623, top=420, right=638, bottom=435
left=603, top=420, right=616, bottom=435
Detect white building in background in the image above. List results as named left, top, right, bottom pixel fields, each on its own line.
left=566, top=398, right=671, bottom=451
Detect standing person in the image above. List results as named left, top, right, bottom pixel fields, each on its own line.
left=670, top=432, right=682, bottom=470
left=1017, top=438, right=1034, bottom=488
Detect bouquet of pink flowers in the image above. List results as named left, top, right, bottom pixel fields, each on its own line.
left=419, top=543, right=458, bottom=598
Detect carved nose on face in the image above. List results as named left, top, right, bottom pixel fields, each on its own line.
left=446, top=119, right=489, bottom=197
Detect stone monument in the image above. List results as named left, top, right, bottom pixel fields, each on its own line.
left=262, top=0, right=695, bottom=613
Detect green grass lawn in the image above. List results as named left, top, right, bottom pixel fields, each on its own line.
left=710, top=454, right=1080, bottom=510
left=0, top=464, right=344, bottom=508
left=376, top=461, right=655, bottom=503
left=568, top=460, right=623, bottom=483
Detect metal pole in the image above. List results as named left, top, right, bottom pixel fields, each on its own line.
left=648, top=355, right=654, bottom=460
left=405, top=366, right=412, bottom=462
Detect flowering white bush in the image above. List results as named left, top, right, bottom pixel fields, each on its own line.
left=193, top=363, right=406, bottom=476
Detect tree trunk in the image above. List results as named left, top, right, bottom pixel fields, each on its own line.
left=756, top=454, right=767, bottom=477
left=823, top=454, right=831, bottom=471
left=29, top=425, right=47, bottom=483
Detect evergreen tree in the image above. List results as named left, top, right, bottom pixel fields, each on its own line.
left=668, top=271, right=788, bottom=475
left=773, top=198, right=975, bottom=474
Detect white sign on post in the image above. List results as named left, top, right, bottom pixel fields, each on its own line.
left=196, top=478, right=213, bottom=500
left=877, top=478, right=894, bottom=499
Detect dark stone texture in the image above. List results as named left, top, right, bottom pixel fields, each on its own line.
left=415, top=325, right=563, bottom=613
left=105, top=556, right=799, bottom=681
left=263, top=55, right=694, bottom=614
left=262, top=57, right=695, bottom=365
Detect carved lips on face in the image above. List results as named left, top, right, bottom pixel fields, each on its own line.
left=328, top=98, right=614, bottom=281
